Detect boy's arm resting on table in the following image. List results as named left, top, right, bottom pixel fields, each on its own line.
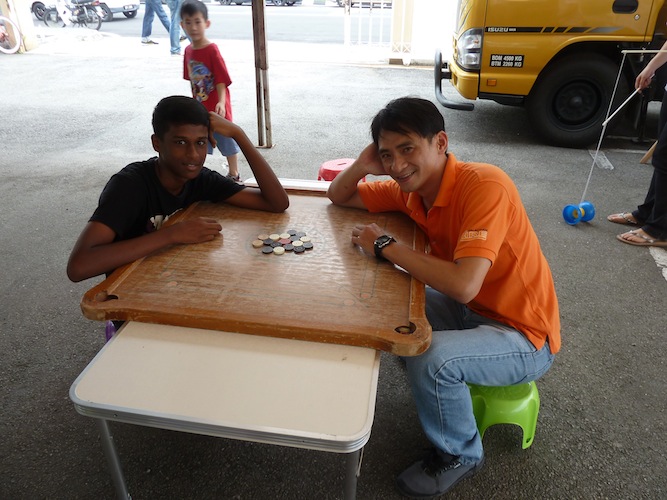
left=208, top=112, right=289, bottom=213
left=327, top=143, right=386, bottom=209
left=66, top=217, right=222, bottom=283
left=353, top=223, right=491, bottom=304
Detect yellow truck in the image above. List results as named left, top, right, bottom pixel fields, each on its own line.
left=435, top=0, right=667, bottom=147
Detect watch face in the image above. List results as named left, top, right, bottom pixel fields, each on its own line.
left=374, top=235, right=395, bottom=259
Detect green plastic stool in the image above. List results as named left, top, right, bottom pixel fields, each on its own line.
left=468, top=381, right=540, bottom=449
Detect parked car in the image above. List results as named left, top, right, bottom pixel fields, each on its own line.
left=97, top=0, right=139, bottom=21
left=218, top=0, right=302, bottom=5
left=31, top=0, right=138, bottom=21
left=336, top=0, right=391, bottom=6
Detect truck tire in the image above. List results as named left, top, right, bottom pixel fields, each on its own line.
left=526, top=54, right=627, bottom=148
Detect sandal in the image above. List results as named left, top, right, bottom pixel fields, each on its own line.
left=607, top=212, right=639, bottom=226
left=616, top=229, right=667, bottom=247
left=226, top=172, right=244, bottom=184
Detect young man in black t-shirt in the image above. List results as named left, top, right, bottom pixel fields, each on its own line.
left=67, top=95, right=289, bottom=283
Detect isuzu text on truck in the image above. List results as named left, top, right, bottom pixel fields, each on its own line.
left=435, top=0, right=667, bottom=148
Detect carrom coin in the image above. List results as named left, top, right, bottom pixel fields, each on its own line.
left=294, top=246, right=305, bottom=253
left=284, top=244, right=294, bottom=251
left=269, top=233, right=281, bottom=241
left=279, top=232, right=291, bottom=239
left=273, top=246, right=286, bottom=255
left=261, top=247, right=274, bottom=254
left=300, top=236, right=311, bottom=242
left=263, top=238, right=274, bottom=245
left=303, top=241, right=314, bottom=250
left=257, top=233, right=270, bottom=241
left=252, top=240, right=264, bottom=248
left=292, top=240, right=304, bottom=247
left=279, top=238, right=291, bottom=245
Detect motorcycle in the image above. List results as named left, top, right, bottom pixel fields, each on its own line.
left=43, top=0, right=102, bottom=30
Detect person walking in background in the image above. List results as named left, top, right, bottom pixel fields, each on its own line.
left=180, top=0, right=242, bottom=182
left=141, top=0, right=171, bottom=46
left=167, top=0, right=187, bottom=56
left=608, top=40, right=667, bottom=248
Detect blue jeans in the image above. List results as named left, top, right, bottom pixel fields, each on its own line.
left=404, top=288, right=555, bottom=465
left=166, top=0, right=183, bottom=54
left=141, top=0, right=170, bottom=39
left=208, top=131, right=241, bottom=157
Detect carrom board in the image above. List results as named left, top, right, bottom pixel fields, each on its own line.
left=81, top=189, right=431, bottom=356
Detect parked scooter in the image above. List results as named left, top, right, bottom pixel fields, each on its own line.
left=43, top=0, right=102, bottom=30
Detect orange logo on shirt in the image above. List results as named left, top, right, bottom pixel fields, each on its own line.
left=461, top=229, right=488, bottom=241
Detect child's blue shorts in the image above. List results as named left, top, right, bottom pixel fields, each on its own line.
left=208, top=131, right=241, bottom=157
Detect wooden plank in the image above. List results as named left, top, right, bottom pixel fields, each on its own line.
left=640, top=140, right=657, bottom=164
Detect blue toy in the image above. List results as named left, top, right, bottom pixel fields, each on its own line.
left=562, top=79, right=640, bottom=225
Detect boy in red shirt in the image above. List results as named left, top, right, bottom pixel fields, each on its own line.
left=180, top=0, right=242, bottom=182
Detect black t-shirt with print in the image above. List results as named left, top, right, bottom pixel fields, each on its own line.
left=90, top=157, right=245, bottom=241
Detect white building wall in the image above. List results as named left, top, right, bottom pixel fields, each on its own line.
left=391, top=0, right=457, bottom=65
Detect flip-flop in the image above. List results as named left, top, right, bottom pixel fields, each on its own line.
left=616, top=229, right=667, bottom=247
left=607, top=212, right=639, bottom=225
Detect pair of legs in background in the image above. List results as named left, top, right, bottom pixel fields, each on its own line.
left=209, top=132, right=241, bottom=182
left=612, top=89, right=667, bottom=246
left=397, top=287, right=555, bottom=497
left=142, top=0, right=185, bottom=55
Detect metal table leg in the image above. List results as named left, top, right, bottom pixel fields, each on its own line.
left=344, top=448, right=363, bottom=500
left=97, top=419, right=131, bottom=500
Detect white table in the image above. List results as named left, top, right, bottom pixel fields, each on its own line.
left=70, top=321, right=381, bottom=499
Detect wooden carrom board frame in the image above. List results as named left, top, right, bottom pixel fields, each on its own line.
left=81, top=188, right=431, bottom=356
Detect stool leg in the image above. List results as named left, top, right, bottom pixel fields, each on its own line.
left=521, top=399, right=540, bottom=449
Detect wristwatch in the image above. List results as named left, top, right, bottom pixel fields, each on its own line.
left=374, top=234, right=396, bottom=260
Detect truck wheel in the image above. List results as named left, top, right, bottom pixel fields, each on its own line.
left=526, top=55, right=627, bottom=148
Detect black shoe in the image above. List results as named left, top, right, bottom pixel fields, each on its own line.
left=396, top=448, right=484, bottom=498
left=179, top=35, right=187, bottom=41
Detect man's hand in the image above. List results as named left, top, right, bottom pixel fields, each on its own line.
left=351, top=223, right=384, bottom=256
left=169, top=217, right=222, bottom=244
left=327, top=143, right=385, bottom=209
left=356, top=143, right=387, bottom=176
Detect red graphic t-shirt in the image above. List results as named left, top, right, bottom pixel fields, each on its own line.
left=183, top=43, right=233, bottom=121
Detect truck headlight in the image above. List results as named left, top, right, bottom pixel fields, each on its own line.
left=455, top=28, right=483, bottom=71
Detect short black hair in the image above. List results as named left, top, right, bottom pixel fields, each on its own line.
left=152, top=96, right=209, bottom=139
left=180, top=0, right=208, bottom=20
left=371, top=97, right=445, bottom=145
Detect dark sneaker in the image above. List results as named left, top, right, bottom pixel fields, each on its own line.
left=396, top=448, right=484, bottom=498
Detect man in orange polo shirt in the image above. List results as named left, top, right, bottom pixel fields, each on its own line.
left=327, top=97, right=560, bottom=498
